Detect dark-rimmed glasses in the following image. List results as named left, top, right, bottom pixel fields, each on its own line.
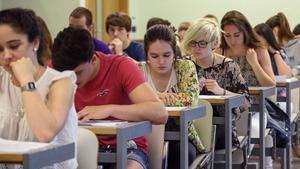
left=189, top=40, right=210, bottom=48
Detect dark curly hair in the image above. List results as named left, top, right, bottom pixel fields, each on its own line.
left=52, top=27, right=94, bottom=71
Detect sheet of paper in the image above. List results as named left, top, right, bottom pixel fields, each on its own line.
left=275, top=75, right=288, bottom=82
left=78, top=120, right=128, bottom=127
left=0, top=138, right=49, bottom=154
left=165, top=106, right=187, bottom=111
left=199, top=95, right=226, bottom=99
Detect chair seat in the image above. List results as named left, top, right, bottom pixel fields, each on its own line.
left=189, top=153, right=211, bottom=169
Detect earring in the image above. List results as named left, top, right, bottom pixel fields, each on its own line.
left=33, top=48, right=38, bottom=52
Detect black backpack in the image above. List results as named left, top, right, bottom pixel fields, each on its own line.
left=265, top=98, right=291, bottom=148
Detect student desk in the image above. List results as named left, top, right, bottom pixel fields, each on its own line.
left=165, top=105, right=206, bottom=169
left=198, top=95, right=245, bottom=169
left=276, top=78, right=300, bottom=169
left=0, top=141, right=75, bottom=169
left=249, top=86, right=276, bottom=169
left=81, top=121, right=151, bottom=169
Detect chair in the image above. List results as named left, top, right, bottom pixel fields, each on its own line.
left=190, top=99, right=215, bottom=169
left=77, top=127, right=99, bottom=169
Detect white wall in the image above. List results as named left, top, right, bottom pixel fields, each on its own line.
left=1, top=0, right=83, bottom=39
left=129, top=0, right=300, bottom=40
left=1, top=0, right=299, bottom=40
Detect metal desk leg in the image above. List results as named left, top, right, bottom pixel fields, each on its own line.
left=225, top=99, right=232, bottom=169
left=286, top=84, right=292, bottom=169
left=117, top=129, right=127, bottom=169
left=260, top=91, right=266, bottom=169
left=180, top=113, right=189, bottom=169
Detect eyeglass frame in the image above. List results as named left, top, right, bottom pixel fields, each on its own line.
left=189, top=40, right=211, bottom=48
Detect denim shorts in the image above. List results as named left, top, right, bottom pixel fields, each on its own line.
left=127, top=147, right=149, bottom=169
left=100, top=147, right=149, bottom=169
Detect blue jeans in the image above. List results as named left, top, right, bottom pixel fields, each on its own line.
left=100, top=147, right=149, bottom=169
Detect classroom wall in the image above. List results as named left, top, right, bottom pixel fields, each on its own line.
left=1, top=0, right=83, bottom=39
left=129, top=0, right=300, bottom=40
left=1, top=0, right=299, bottom=41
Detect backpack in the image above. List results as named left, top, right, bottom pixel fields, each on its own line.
left=265, top=98, right=291, bottom=148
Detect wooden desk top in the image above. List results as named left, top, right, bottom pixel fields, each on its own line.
left=0, top=154, right=22, bottom=163
left=199, top=95, right=229, bottom=104
left=276, top=77, right=300, bottom=87
left=0, top=141, right=74, bottom=167
left=248, top=86, right=275, bottom=95
left=79, top=121, right=126, bottom=135
left=80, top=121, right=151, bottom=136
left=166, top=107, right=188, bottom=116
left=199, top=95, right=244, bottom=104
left=84, top=127, right=117, bottom=135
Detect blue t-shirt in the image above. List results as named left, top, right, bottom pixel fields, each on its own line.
left=93, top=38, right=112, bottom=54
left=123, top=41, right=145, bottom=61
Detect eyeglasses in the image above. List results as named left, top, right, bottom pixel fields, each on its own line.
left=189, top=40, right=210, bottom=48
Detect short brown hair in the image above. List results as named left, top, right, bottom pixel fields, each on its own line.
left=178, top=21, right=191, bottom=32
left=70, top=7, right=93, bottom=26
left=146, top=17, right=171, bottom=30
left=105, top=12, right=131, bottom=32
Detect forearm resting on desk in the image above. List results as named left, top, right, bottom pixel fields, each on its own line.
left=110, top=102, right=168, bottom=124
left=78, top=101, right=168, bottom=124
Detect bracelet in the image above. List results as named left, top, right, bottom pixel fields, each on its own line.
left=223, top=89, right=226, bottom=95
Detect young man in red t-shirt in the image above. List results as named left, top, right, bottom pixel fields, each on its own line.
left=51, top=27, right=168, bottom=169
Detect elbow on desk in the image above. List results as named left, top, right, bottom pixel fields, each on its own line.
left=266, top=81, right=276, bottom=87
left=34, top=129, right=57, bottom=143
left=159, top=109, right=168, bottom=124
left=260, top=79, right=276, bottom=87
left=152, top=106, right=168, bottom=125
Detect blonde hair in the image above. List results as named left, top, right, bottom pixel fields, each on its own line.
left=182, top=18, right=222, bottom=54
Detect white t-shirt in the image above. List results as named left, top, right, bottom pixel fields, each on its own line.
left=0, top=67, right=78, bottom=169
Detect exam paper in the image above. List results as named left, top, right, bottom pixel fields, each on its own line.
left=0, top=138, right=49, bottom=154
left=78, top=120, right=128, bottom=127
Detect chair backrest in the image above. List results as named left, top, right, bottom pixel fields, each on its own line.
left=190, top=99, right=215, bottom=169
left=77, top=127, right=99, bottom=169
left=146, top=124, right=165, bottom=169
left=193, top=99, right=214, bottom=151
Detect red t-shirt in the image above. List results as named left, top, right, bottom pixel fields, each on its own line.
left=75, top=52, right=148, bottom=153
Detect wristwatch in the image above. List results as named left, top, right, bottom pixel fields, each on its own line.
left=21, top=82, right=36, bottom=92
